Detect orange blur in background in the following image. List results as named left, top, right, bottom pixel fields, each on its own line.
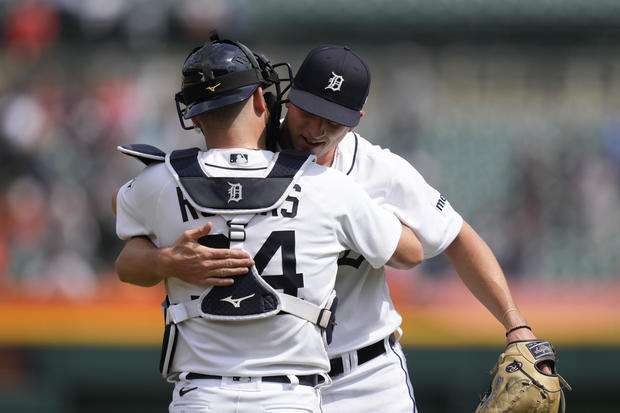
left=1, top=268, right=618, bottom=348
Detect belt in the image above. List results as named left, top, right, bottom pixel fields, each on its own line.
left=186, top=372, right=321, bottom=387
left=329, top=333, right=396, bottom=377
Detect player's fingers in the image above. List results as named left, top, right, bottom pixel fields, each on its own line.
left=221, top=257, right=254, bottom=268
left=186, top=222, right=213, bottom=240
left=537, top=361, right=553, bottom=375
left=206, top=248, right=253, bottom=261
left=205, top=265, right=249, bottom=277
left=197, top=277, right=235, bottom=287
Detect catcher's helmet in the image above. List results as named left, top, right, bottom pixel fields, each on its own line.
left=175, top=32, right=292, bottom=144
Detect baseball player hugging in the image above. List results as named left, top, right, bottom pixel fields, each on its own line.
left=114, top=34, right=423, bottom=413
left=116, top=38, right=570, bottom=413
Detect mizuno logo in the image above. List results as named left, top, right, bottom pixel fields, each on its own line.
left=220, top=294, right=255, bottom=308
left=206, top=83, right=221, bottom=92
left=179, top=386, right=198, bottom=397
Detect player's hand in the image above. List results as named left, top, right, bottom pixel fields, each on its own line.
left=506, top=327, right=553, bottom=374
left=161, top=223, right=254, bottom=286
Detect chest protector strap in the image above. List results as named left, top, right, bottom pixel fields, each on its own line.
left=165, top=270, right=336, bottom=329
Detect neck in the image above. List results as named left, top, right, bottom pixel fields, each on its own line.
left=203, top=123, right=267, bottom=150
left=317, top=149, right=337, bottom=167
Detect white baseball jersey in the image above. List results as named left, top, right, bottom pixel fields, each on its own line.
left=327, top=132, right=463, bottom=356
left=116, top=148, right=402, bottom=377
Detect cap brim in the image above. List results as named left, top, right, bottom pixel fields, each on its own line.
left=185, top=84, right=258, bottom=119
left=288, top=88, right=361, bottom=127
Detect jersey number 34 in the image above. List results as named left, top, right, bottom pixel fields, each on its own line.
left=199, top=230, right=304, bottom=297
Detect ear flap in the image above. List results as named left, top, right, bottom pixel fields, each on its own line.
left=263, top=91, right=276, bottom=109
left=255, top=52, right=284, bottom=152
left=263, top=91, right=281, bottom=151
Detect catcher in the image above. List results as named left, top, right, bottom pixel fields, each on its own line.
left=476, top=329, right=571, bottom=413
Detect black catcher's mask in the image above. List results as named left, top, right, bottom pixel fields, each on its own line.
left=174, top=31, right=293, bottom=150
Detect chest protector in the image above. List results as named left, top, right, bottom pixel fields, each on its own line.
left=118, top=144, right=337, bottom=330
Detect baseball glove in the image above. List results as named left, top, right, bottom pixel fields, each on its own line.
left=475, top=339, right=571, bottom=413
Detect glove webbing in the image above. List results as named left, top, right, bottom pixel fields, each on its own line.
left=505, top=359, right=571, bottom=413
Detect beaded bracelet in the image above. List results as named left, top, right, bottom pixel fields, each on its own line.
left=505, top=325, right=532, bottom=337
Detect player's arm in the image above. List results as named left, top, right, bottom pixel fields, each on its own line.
left=443, top=220, right=536, bottom=344
left=386, top=224, right=423, bottom=270
left=443, top=220, right=553, bottom=374
left=364, top=145, right=532, bottom=338
left=115, top=223, right=255, bottom=287
left=116, top=236, right=169, bottom=287
left=336, top=172, right=423, bottom=271
left=112, top=184, right=254, bottom=287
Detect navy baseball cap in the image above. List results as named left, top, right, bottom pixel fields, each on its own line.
left=288, top=45, right=370, bottom=127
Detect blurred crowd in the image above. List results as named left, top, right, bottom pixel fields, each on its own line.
left=0, top=59, right=130, bottom=298
left=1, top=0, right=618, bottom=299
left=0, top=0, right=203, bottom=297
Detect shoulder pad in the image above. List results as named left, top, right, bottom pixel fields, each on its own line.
left=167, top=148, right=314, bottom=214
left=117, top=144, right=166, bottom=165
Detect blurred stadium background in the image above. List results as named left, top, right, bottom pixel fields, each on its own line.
left=1, top=0, right=619, bottom=411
